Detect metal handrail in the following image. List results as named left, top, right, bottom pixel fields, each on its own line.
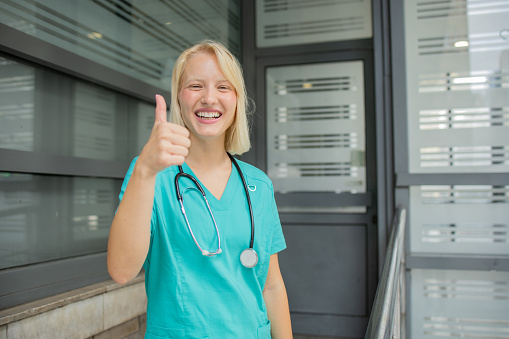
left=365, top=206, right=407, bottom=339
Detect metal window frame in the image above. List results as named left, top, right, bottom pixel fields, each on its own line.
left=390, top=0, right=509, bottom=336
left=249, top=53, right=380, bottom=336
left=243, top=0, right=395, bottom=272
left=0, top=149, right=128, bottom=179
left=241, top=1, right=398, bottom=336
left=390, top=0, right=509, bottom=266
left=256, top=54, right=378, bottom=234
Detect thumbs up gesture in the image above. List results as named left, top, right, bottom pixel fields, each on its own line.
left=137, top=94, right=191, bottom=176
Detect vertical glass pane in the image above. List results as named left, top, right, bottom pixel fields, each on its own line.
left=409, top=185, right=509, bottom=256
left=0, top=57, right=35, bottom=152
left=129, top=100, right=156, bottom=158
left=410, top=269, right=509, bottom=339
left=404, top=0, right=509, bottom=173
left=256, top=0, right=372, bottom=48
left=0, top=0, right=241, bottom=89
left=266, top=61, right=366, bottom=194
left=73, top=82, right=119, bottom=160
left=0, top=172, right=122, bottom=270
left=0, top=55, right=154, bottom=162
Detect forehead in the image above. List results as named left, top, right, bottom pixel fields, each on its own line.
left=182, top=52, right=225, bottom=78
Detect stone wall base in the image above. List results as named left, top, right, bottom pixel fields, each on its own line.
left=87, top=314, right=146, bottom=339
left=0, top=274, right=146, bottom=339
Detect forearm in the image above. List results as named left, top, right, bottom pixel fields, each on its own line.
left=107, top=164, right=156, bottom=284
left=108, top=94, right=190, bottom=284
left=264, top=281, right=292, bottom=339
left=263, top=254, right=293, bottom=338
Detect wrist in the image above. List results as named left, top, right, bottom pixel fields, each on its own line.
left=133, top=158, right=158, bottom=181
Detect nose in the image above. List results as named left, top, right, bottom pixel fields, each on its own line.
left=201, top=87, right=218, bottom=106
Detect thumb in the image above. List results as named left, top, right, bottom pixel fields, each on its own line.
left=154, top=94, right=168, bottom=124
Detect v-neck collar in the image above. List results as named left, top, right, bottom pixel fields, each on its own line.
left=180, top=162, right=240, bottom=211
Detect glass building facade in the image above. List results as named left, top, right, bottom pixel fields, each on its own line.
left=1, top=0, right=508, bottom=337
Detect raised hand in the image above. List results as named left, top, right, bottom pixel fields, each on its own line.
left=137, top=94, right=191, bottom=176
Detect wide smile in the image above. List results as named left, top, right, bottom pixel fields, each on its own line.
left=195, top=109, right=222, bottom=120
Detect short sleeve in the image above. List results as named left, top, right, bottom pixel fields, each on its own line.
left=269, top=186, right=286, bottom=255
left=118, top=157, right=138, bottom=202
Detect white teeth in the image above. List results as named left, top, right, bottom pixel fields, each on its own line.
left=196, top=111, right=221, bottom=119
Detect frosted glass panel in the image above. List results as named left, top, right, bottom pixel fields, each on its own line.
left=0, top=0, right=240, bottom=89
left=0, top=56, right=152, bottom=161
left=409, top=185, right=509, bottom=256
left=73, top=83, right=117, bottom=160
left=404, top=0, right=509, bottom=173
left=266, top=61, right=366, bottom=194
left=256, top=0, right=372, bottom=48
left=0, top=58, right=35, bottom=152
left=0, top=172, right=121, bottom=269
left=410, top=269, right=509, bottom=339
left=131, top=101, right=156, bottom=157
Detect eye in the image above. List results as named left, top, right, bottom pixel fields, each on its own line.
left=188, top=83, right=202, bottom=89
left=218, top=85, right=232, bottom=91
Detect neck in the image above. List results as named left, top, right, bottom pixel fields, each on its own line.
left=185, top=137, right=229, bottom=171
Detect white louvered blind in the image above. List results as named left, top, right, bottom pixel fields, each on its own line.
left=266, top=61, right=366, bottom=194
left=256, top=0, right=372, bottom=47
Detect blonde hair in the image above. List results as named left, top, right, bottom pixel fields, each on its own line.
left=169, top=40, right=251, bottom=155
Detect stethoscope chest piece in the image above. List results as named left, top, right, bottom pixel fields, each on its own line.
left=240, top=248, right=258, bottom=268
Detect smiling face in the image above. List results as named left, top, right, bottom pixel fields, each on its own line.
left=178, top=52, right=237, bottom=147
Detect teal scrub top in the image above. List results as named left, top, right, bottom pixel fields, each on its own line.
left=119, top=158, right=287, bottom=339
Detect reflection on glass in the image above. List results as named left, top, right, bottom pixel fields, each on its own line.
left=130, top=100, right=156, bottom=157
left=0, top=0, right=240, bottom=89
left=0, top=172, right=122, bottom=270
left=0, top=56, right=153, bottom=161
left=0, top=58, right=35, bottom=152
left=73, top=83, right=117, bottom=160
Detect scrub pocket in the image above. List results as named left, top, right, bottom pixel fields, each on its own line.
left=257, top=321, right=271, bottom=338
left=146, top=323, right=209, bottom=339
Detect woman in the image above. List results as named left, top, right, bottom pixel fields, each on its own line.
left=107, top=40, right=292, bottom=339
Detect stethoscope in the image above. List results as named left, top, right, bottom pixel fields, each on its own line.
left=175, top=153, right=258, bottom=268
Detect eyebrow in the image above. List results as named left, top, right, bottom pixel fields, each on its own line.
left=182, top=78, right=232, bottom=85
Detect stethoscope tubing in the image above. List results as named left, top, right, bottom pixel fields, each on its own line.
left=229, top=153, right=255, bottom=249
left=178, top=191, right=222, bottom=256
left=175, top=153, right=255, bottom=256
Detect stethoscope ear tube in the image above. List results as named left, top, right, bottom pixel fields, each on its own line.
left=175, top=170, right=206, bottom=199
left=227, top=153, right=255, bottom=250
